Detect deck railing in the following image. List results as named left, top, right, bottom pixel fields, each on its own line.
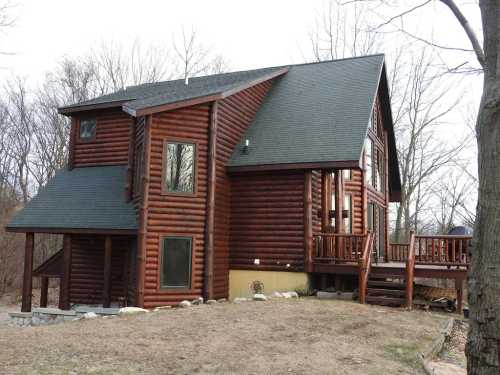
left=388, top=243, right=410, bottom=262
left=405, top=232, right=416, bottom=309
left=414, top=235, right=471, bottom=266
left=388, top=234, right=471, bottom=267
left=313, top=233, right=367, bottom=263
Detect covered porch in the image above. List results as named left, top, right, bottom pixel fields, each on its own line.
left=5, top=166, right=138, bottom=312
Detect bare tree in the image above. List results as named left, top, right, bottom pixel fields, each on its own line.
left=173, top=27, right=230, bottom=80
left=308, top=0, right=379, bottom=61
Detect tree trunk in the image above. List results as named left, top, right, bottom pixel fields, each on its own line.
left=466, top=71, right=500, bottom=374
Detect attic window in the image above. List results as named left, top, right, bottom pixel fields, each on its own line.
left=79, top=119, right=96, bottom=140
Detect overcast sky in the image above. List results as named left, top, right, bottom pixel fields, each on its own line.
left=0, top=0, right=483, bottom=89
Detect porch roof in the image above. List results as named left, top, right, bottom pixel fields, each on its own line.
left=6, top=166, right=137, bottom=233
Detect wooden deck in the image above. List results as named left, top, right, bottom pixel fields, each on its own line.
left=308, top=232, right=470, bottom=310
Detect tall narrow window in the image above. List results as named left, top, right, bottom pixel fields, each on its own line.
left=79, top=119, right=96, bottom=140
left=344, top=194, right=352, bottom=234
left=365, top=138, right=373, bottom=186
left=160, top=237, right=193, bottom=289
left=343, top=169, right=352, bottom=181
left=164, top=141, right=196, bottom=194
left=377, top=151, right=384, bottom=193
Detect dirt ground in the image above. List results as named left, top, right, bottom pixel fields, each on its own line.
left=0, top=298, right=450, bottom=375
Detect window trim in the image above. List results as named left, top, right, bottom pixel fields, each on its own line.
left=158, top=234, right=196, bottom=292
left=161, top=138, right=198, bottom=196
left=77, top=118, right=97, bottom=142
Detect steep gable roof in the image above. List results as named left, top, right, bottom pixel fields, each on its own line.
left=227, top=54, right=384, bottom=169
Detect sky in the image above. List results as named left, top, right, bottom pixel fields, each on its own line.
left=0, top=0, right=483, bottom=87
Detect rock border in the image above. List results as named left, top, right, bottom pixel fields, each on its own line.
left=417, top=317, right=455, bottom=375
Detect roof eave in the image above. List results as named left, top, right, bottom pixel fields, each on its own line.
left=5, top=226, right=137, bottom=235
left=58, top=100, right=129, bottom=116
left=226, top=159, right=361, bottom=173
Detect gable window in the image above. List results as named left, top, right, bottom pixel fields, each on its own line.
left=160, top=236, right=193, bottom=289
left=79, top=119, right=96, bottom=140
left=163, top=141, right=196, bottom=194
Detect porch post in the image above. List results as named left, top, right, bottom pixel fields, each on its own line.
left=59, top=234, right=72, bottom=310
left=103, top=236, right=112, bottom=308
left=40, top=277, right=49, bottom=308
left=21, top=232, right=34, bottom=312
left=304, top=171, right=313, bottom=272
left=320, top=170, right=331, bottom=230
left=334, top=171, right=344, bottom=233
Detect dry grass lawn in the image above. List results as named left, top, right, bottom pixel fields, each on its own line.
left=0, top=298, right=450, bottom=374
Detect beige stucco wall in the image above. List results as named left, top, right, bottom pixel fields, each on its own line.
left=228, top=270, right=310, bottom=300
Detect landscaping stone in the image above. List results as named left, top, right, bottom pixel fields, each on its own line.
left=206, top=299, right=217, bottom=305
left=75, top=306, right=120, bottom=315
left=253, top=294, right=268, bottom=301
left=217, top=298, right=227, bottom=303
left=153, top=306, right=172, bottom=311
left=233, top=297, right=249, bottom=303
left=83, top=312, right=98, bottom=319
left=179, top=300, right=191, bottom=308
left=192, top=297, right=204, bottom=305
left=119, top=307, right=149, bottom=315
left=282, top=291, right=299, bottom=299
left=272, top=292, right=283, bottom=298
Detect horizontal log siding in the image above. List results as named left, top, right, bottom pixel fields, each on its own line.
left=143, top=105, right=209, bottom=308
left=230, top=171, right=306, bottom=271
left=70, top=235, right=134, bottom=305
left=344, top=170, right=364, bottom=234
left=73, top=110, right=132, bottom=167
left=214, top=81, right=274, bottom=298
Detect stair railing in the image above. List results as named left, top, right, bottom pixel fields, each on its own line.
left=358, top=232, right=373, bottom=304
left=405, top=231, right=416, bottom=309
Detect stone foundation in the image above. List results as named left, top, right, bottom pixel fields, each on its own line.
left=9, top=306, right=121, bottom=327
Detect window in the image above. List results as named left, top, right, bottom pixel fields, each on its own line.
left=160, top=237, right=193, bottom=289
left=164, top=141, right=196, bottom=194
left=377, top=150, right=384, bottom=193
left=365, top=138, right=373, bottom=186
left=79, top=119, right=96, bottom=140
left=343, top=169, right=352, bottom=181
left=344, top=194, right=352, bottom=234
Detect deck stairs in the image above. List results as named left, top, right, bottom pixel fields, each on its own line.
left=365, top=267, right=407, bottom=307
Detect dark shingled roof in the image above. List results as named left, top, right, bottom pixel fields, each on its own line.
left=228, top=55, right=385, bottom=168
left=6, top=166, right=137, bottom=231
left=59, top=67, right=285, bottom=116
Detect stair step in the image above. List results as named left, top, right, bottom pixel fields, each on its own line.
left=366, top=295, right=406, bottom=306
left=367, top=280, right=406, bottom=290
left=367, top=288, right=406, bottom=297
left=370, top=274, right=406, bottom=279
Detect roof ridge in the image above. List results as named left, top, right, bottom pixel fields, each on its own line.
left=126, top=54, right=385, bottom=90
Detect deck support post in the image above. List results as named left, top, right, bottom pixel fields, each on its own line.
left=320, top=170, right=331, bottom=230
left=59, top=234, right=72, bottom=310
left=304, top=171, right=313, bottom=272
left=455, top=278, right=464, bottom=314
left=21, top=232, right=34, bottom=313
left=40, top=276, right=49, bottom=308
left=103, top=236, right=112, bottom=308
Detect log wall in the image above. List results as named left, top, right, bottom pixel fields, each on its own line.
left=213, top=81, right=274, bottom=298
left=72, top=109, right=133, bottom=167
left=229, top=171, right=306, bottom=271
left=142, top=104, right=210, bottom=308
left=69, top=235, right=135, bottom=305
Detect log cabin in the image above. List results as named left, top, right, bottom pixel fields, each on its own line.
left=6, top=54, right=470, bottom=312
